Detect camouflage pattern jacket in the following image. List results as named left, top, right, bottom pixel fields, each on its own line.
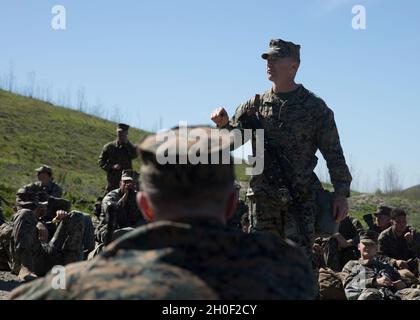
left=368, top=224, right=383, bottom=235
left=223, top=85, right=352, bottom=199
left=9, top=209, right=41, bottom=274
left=227, top=199, right=248, bottom=230
left=378, top=226, right=420, bottom=267
left=95, top=189, right=145, bottom=243
left=98, top=140, right=138, bottom=185
left=11, top=219, right=315, bottom=300
left=341, top=258, right=401, bottom=300
left=25, top=181, right=63, bottom=202
left=339, top=216, right=365, bottom=246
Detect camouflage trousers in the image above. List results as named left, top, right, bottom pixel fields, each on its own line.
left=358, top=288, right=420, bottom=300
left=82, top=214, right=95, bottom=260
left=88, top=227, right=134, bottom=260
left=10, top=210, right=85, bottom=277
left=105, top=171, right=122, bottom=193
left=248, top=192, right=318, bottom=297
left=0, top=222, right=13, bottom=270
left=316, top=237, right=359, bottom=272
left=248, top=192, right=316, bottom=262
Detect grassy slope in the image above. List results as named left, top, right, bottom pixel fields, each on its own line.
left=396, top=185, right=420, bottom=201
left=0, top=89, right=148, bottom=218
left=0, top=89, right=251, bottom=218
left=349, top=193, right=420, bottom=229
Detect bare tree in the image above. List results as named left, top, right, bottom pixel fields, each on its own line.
left=7, top=62, right=15, bottom=92
left=90, top=98, right=104, bottom=118
left=150, top=120, right=158, bottom=133
left=361, top=173, right=371, bottom=193
left=110, top=105, right=122, bottom=123
left=159, top=116, right=163, bottom=131
left=26, top=71, right=36, bottom=97
left=136, top=111, right=142, bottom=130
left=383, top=164, right=402, bottom=194
left=45, top=83, right=54, bottom=103
left=76, top=87, right=86, bottom=112
left=35, top=83, right=46, bottom=101
left=64, top=87, right=72, bottom=108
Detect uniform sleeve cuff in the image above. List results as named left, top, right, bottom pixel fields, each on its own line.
left=390, top=258, right=397, bottom=267
left=365, top=277, right=376, bottom=288
left=333, top=183, right=351, bottom=198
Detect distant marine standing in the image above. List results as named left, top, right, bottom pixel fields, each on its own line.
left=98, top=123, right=138, bottom=192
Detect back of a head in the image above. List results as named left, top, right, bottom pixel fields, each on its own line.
left=48, top=197, right=71, bottom=213
left=391, top=207, right=406, bottom=220
left=138, top=125, right=235, bottom=216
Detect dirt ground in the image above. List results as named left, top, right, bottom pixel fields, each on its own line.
left=0, top=271, right=23, bottom=300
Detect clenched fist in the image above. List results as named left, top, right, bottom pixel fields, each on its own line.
left=210, top=107, right=229, bottom=128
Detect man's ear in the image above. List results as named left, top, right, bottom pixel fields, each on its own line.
left=290, top=60, right=300, bottom=75
left=137, top=192, right=155, bottom=222
left=224, top=190, right=238, bottom=222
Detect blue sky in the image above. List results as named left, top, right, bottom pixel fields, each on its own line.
left=0, top=0, right=419, bottom=191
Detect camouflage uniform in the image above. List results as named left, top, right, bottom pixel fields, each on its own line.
left=364, top=206, right=392, bottom=236
left=98, top=124, right=138, bottom=192
left=95, top=187, right=145, bottom=244
left=342, top=232, right=420, bottom=300
left=11, top=126, right=315, bottom=300
left=342, top=258, right=403, bottom=300
left=227, top=199, right=248, bottom=230
left=25, top=180, right=63, bottom=202
left=81, top=214, right=95, bottom=260
left=377, top=226, right=420, bottom=272
left=0, top=219, right=12, bottom=270
left=12, top=219, right=314, bottom=300
left=321, top=216, right=365, bottom=271
left=25, top=165, right=63, bottom=203
left=8, top=205, right=85, bottom=277
left=0, top=204, right=6, bottom=225
left=368, top=224, right=382, bottom=234
left=24, top=165, right=64, bottom=239
left=221, top=40, right=352, bottom=264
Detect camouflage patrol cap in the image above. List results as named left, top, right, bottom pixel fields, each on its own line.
left=117, top=123, right=130, bottom=132
left=261, top=39, right=301, bottom=61
left=16, top=187, right=38, bottom=204
left=17, top=200, right=47, bottom=211
left=138, top=125, right=235, bottom=191
left=47, top=197, right=71, bottom=213
left=121, top=169, right=139, bottom=182
left=35, top=164, right=53, bottom=175
left=374, top=205, right=392, bottom=216
left=359, top=231, right=378, bottom=245
left=15, top=188, right=48, bottom=210
left=391, top=208, right=406, bottom=219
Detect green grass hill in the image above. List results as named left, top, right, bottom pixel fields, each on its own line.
left=0, top=89, right=149, bottom=218
left=0, top=89, right=251, bottom=218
